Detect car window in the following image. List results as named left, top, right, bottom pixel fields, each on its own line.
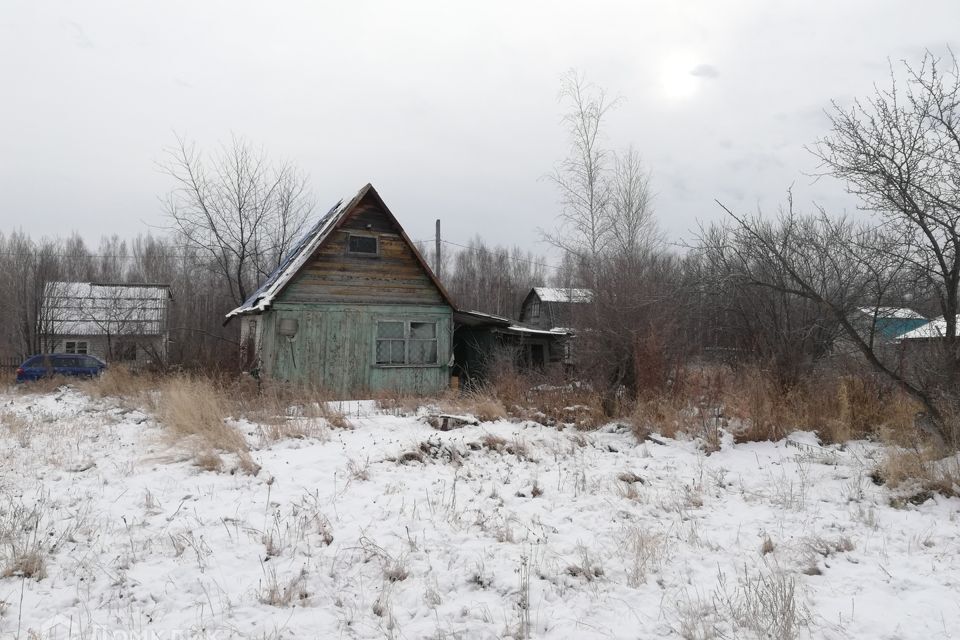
left=24, top=356, right=42, bottom=367
left=80, top=356, right=101, bottom=368
left=54, top=356, right=79, bottom=368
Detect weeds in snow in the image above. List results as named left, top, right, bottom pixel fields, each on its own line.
left=259, top=564, right=309, bottom=607
left=622, top=525, right=667, bottom=586
left=715, top=562, right=809, bottom=640
left=0, top=499, right=48, bottom=581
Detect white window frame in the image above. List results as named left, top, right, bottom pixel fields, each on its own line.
left=375, top=320, right=440, bottom=367
left=64, top=340, right=88, bottom=355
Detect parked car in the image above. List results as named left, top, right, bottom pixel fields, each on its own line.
left=15, top=354, right=107, bottom=382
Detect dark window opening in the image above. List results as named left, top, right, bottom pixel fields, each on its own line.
left=348, top=234, right=379, bottom=255
left=65, top=340, right=88, bottom=355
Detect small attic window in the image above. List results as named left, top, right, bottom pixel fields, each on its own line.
left=347, top=234, right=379, bottom=256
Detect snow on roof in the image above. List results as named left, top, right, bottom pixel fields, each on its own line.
left=503, top=324, right=570, bottom=336
left=225, top=186, right=365, bottom=319
left=43, top=282, right=170, bottom=336
left=857, top=306, right=926, bottom=320
left=533, top=287, right=593, bottom=304
left=899, top=316, right=960, bottom=339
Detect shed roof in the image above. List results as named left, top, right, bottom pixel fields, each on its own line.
left=226, top=183, right=454, bottom=320
left=43, top=282, right=171, bottom=336
left=533, top=287, right=593, bottom=304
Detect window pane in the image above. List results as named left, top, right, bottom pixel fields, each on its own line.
left=76, top=342, right=88, bottom=354
left=375, top=340, right=390, bottom=364
left=348, top=235, right=378, bottom=254
left=408, top=340, right=437, bottom=364
left=376, top=339, right=406, bottom=364
left=410, top=322, right=436, bottom=339
left=65, top=342, right=76, bottom=354
left=377, top=321, right=403, bottom=339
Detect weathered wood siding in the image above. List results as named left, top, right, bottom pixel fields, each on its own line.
left=259, top=303, right=452, bottom=396
left=278, top=201, right=445, bottom=306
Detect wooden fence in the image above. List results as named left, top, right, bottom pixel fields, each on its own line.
left=0, top=357, right=21, bottom=373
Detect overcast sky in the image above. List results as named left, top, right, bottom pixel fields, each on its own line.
left=2, top=1, right=958, bottom=261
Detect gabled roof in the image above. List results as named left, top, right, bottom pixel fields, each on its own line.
left=43, top=282, right=171, bottom=336
left=532, top=287, right=593, bottom=304
left=226, top=183, right=454, bottom=320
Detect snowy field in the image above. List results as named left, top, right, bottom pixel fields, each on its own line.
left=0, top=385, right=958, bottom=639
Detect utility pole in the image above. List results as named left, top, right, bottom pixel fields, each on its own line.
left=435, top=219, right=441, bottom=280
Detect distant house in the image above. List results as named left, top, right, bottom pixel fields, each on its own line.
left=41, top=282, right=172, bottom=364
left=226, top=184, right=457, bottom=396
left=519, top=287, right=593, bottom=331
left=854, top=307, right=928, bottom=342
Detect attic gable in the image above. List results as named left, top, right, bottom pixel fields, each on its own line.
left=226, top=184, right=453, bottom=318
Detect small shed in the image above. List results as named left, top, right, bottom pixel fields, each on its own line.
left=453, top=309, right=569, bottom=388
left=40, top=282, right=172, bottom=364
left=226, top=184, right=456, bottom=396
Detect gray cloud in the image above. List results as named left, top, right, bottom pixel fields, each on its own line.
left=690, top=63, right=720, bottom=79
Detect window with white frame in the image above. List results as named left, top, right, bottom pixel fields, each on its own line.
left=64, top=340, right=88, bottom=355
left=530, top=301, right=541, bottom=319
left=376, top=321, right=438, bottom=365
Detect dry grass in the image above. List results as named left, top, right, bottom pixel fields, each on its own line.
left=627, top=365, right=920, bottom=447
left=0, top=411, right=33, bottom=448
left=79, top=364, right=158, bottom=401
left=151, top=376, right=258, bottom=474
left=0, top=501, right=48, bottom=581
left=875, top=445, right=960, bottom=502
left=259, top=566, right=309, bottom=607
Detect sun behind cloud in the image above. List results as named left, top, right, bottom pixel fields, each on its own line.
left=659, top=51, right=715, bottom=100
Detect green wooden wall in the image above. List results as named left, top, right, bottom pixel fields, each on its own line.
left=258, top=302, right=452, bottom=396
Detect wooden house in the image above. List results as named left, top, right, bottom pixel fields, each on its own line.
left=519, top=287, right=593, bottom=331
left=226, top=184, right=456, bottom=396
left=40, top=282, right=171, bottom=364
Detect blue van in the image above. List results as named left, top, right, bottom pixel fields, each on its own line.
left=16, top=354, right=107, bottom=382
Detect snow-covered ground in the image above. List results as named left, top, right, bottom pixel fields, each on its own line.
left=0, top=386, right=958, bottom=639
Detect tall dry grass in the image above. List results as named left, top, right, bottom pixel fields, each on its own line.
left=151, top=376, right=258, bottom=474
left=630, top=364, right=919, bottom=446
left=79, top=364, right=159, bottom=401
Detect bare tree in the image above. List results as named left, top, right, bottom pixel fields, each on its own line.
left=543, top=70, right=620, bottom=268
left=161, top=135, right=314, bottom=305
left=811, top=51, right=960, bottom=341
left=609, top=146, right=659, bottom=260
